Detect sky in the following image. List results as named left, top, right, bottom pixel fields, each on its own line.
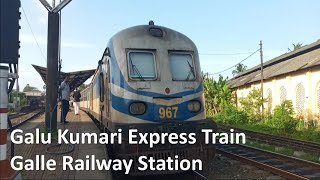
left=17, top=0, right=320, bottom=91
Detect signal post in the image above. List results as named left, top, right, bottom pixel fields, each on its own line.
left=0, top=0, right=21, bottom=179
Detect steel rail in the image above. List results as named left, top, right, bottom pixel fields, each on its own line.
left=9, top=108, right=45, bottom=130
left=192, top=170, right=208, bottom=180
left=218, top=124, right=320, bottom=155
left=216, top=144, right=320, bottom=180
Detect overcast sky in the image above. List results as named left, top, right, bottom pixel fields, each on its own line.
left=18, top=0, right=320, bottom=90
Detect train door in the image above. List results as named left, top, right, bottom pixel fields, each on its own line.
left=100, top=59, right=111, bottom=128
left=99, top=70, right=105, bottom=123
left=90, top=84, right=93, bottom=111
left=105, top=60, right=111, bottom=120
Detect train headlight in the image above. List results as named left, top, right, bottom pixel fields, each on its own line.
left=187, top=100, right=201, bottom=112
left=129, top=102, right=146, bottom=115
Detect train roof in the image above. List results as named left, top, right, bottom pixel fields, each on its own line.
left=110, top=23, right=197, bottom=51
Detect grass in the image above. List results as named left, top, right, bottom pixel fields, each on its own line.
left=8, top=111, right=17, bottom=115
left=215, top=118, right=320, bottom=144
left=247, top=140, right=320, bottom=163
left=248, top=141, right=274, bottom=152
left=301, top=153, right=320, bottom=162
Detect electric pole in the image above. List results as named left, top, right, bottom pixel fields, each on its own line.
left=260, top=40, right=264, bottom=117
left=39, top=0, right=72, bottom=131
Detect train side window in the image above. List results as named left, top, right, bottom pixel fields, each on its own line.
left=127, top=50, right=157, bottom=80
left=99, top=73, right=104, bottom=102
left=169, top=52, right=195, bottom=81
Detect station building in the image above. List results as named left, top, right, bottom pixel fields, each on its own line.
left=229, top=39, right=320, bottom=123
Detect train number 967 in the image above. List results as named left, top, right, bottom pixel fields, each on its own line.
left=159, top=107, right=178, bottom=119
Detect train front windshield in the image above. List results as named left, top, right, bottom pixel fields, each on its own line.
left=128, top=51, right=156, bottom=80
left=169, top=52, right=195, bottom=81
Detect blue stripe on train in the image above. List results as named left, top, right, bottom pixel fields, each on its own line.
left=111, top=94, right=203, bottom=122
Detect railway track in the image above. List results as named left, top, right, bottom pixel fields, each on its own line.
left=8, top=108, right=45, bottom=130
left=216, top=144, right=320, bottom=180
left=218, top=124, right=320, bottom=155
left=8, top=106, right=34, bottom=119
left=112, top=170, right=207, bottom=180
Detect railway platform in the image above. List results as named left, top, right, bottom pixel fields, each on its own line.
left=6, top=108, right=112, bottom=180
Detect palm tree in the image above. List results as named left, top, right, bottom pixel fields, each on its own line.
left=232, top=63, right=247, bottom=76
left=288, top=43, right=303, bottom=52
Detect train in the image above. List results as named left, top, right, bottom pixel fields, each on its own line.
left=29, top=98, right=40, bottom=108
left=25, top=91, right=45, bottom=109
left=28, top=96, right=45, bottom=109
left=80, top=21, right=217, bottom=175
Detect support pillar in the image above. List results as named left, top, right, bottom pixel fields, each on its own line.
left=0, top=66, right=20, bottom=179
left=45, top=12, right=59, bottom=131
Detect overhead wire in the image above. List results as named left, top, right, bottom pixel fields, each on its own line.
left=21, top=6, right=46, bottom=61
left=199, top=51, right=255, bottom=56
left=207, top=49, right=260, bottom=76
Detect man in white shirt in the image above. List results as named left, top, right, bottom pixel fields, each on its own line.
left=73, top=88, right=81, bottom=115
left=60, top=77, right=70, bottom=124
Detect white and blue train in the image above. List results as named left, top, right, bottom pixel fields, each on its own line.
left=80, top=21, right=217, bottom=175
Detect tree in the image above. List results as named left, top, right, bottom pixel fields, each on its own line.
left=203, top=74, right=232, bottom=115
left=232, top=63, right=247, bottom=76
left=23, top=84, right=39, bottom=92
left=239, top=88, right=266, bottom=122
left=9, top=90, right=27, bottom=106
left=288, top=43, right=303, bottom=52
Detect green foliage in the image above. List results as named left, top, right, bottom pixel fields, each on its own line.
left=288, top=43, right=303, bottom=52
left=215, top=105, right=248, bottom=125
left=203, top=74, right=232, bottom=116
left=239, top=88, right=265, bottom=122
left=9, top=90, right=27, bottom=106
left=299, top=128, right=320, bottom=143
left=216, top=100, right=320, bottom=143
left=78, top=84, right=86, bottom=91
left=208, top=77, right=320, bottom=143
left=20, top=98, right=28, bottom=106
left=232, top=63, right=247, bottom=76
left=265, top=100, right=299, bottom=133
left=23, top=84, right=39, bottom=92
left=214, top=87, right=320, bottom=143
left=248, top=141, right=320, bottom=162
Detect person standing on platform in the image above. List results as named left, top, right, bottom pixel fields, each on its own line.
left=60, top=77, right=70, bottom=124
left=73, top=88, right=81, bottom=115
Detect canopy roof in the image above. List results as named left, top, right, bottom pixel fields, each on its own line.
left=32, top=64, right=95, bottom=91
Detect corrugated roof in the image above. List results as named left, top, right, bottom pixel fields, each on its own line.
left=229, top=39, right=320, bottom=89
left=32, top=64, right=95, bottom=91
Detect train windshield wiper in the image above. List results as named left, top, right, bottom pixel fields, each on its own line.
left=186, top=60, right=195, bottom=80
left=129, top=57, right=145, bottom=81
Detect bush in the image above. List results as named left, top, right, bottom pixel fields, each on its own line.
left=239, top=88, right=265, bottom=122
left=20, top=98, right=28, bottom=106
left=215, top=105, right=248, bottom=125
left=266, top=100, right=299, bottom=133
left=203, top=74, right=232, bottom=115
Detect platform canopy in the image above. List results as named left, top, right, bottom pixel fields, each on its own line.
left=32, top=64, right=95, bottom=91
